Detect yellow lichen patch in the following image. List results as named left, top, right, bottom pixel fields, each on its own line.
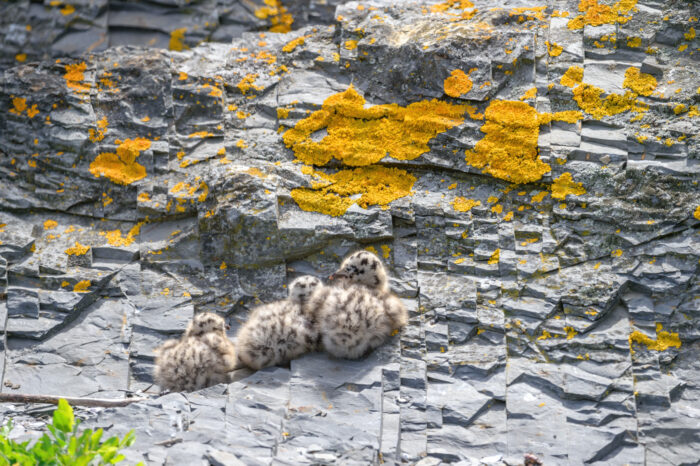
left=65, top=241, right=90, bottom=256
left=694, top=205, right=700, bottom=220
left=187, top=131, right=214, bottom=138
left=89, top=138, right=150, bottom=185
left=236, top=139, right=248, bottom=149
left=26, top=104, right=39, bottom=118
left=277, top=107, right=291, bottom=119
left=673, top=104, right=687, bottom=115
left=101, top=221, right=144, bottom=247
left=685, top=27, right=696, bottom=40
left=44, top=220, right=58, bottom=230
left=551, top=172, right=586, bottom=200
left=560, top=66, right=584, bottom=88
left=63, top=62, right=89, bottom=93
left=380, top=245, right=391, bottom=259
left=464, top=100, right=551, bottom=184
left=567, top=0, right=638, bottom=30
left=627, top=36, right=641, bottom=47
left=546, top=41, right=564, bottom=57
left=89, top=116, right=109, bottom=142
left=291, top=166, right=416, bottom=216
left=237, top=73, right=263, bottom=94
left=246, top=167, right=266, bottom=178
left=220, top=261, right=227, bottom=270
left=73, top=280, right=91, bottom=293
left=15, top=53, right=27, bottom=62
left=59, top=4, right=75, bottom=15
left=629, top=323, right=681, bottom=351
left=538, top=111, right=583, bottom=124
left=537, top=329, right=552, bottom=340
left=344, top=40, right=358, bottom=50
left=519, top=87, right=537, bottom=101
left=623, top=67, right=657, bottom=96
left=443, top=69, right=473, bottom=98
left=254, top=0, right=293, bottom=33
left=9, top=97, right=27, bottom=115
left=178, top=71, right=188, bottom=81
left=430, top=0, right=474, bottom=13
left=283, top=85, right=467, bottom=166
left=611, top=249, right=623, bottom=257
left=282, top=35, right=310, bottom=52
left=564, top=326, right=578, bottom=340
left=452, top=197, right=481, bottom=212
left=572, top=83, right=647, bottom=120
left=169, top=28, right=188, bottom=51
left=488, top=248, right=500, bottom=265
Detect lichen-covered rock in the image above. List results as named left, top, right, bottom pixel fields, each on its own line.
left=1, top=0, right=699, bottom=464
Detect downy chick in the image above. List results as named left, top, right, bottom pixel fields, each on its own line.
left=236, top=275, right=322, bottom=371
left=310, top=250, right=408, bottom=359
left=153, top=312, right=237, bottom=392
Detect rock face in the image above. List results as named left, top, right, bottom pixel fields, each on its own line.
left=1, top=0, right=699, bottom=464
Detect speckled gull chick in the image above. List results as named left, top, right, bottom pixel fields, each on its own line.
left=236, top=275, right=323, bottom=370
left=309, top=250, right=408, bottom=359
left=153, top=312, right=237, bottom=392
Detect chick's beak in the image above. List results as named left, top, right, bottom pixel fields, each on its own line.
left=225, top=324, right=231, bottom=330
left=329, top=270, right=347, bottom=281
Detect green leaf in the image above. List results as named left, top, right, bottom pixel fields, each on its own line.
left=99, top=446, right=117, bottom=463
left=68, top=436, right=78, bottom=456
left=110, top=453, right=126, bottom=464
left=90, top=429, right=103, bottom=450
left=53, top=399, right=75, bottom=433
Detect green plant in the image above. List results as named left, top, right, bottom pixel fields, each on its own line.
left=0, top=399, right=143, bottom=466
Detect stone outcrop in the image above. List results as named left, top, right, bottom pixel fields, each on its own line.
left=1, top=0, right=699, bottom=464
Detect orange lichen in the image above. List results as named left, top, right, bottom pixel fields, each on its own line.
left=452, top=197, right=480, bottom=212
left=169, top=28, right=188, bottom=51
left=519, top=87, right=537, bottom=100
left=430, top=0, right=474, bottom=13
left=567, top=0, right=638, bottom=30
left=65, top=241, right=90, bottom=256
left=444, top=69, right=474, bottom=98
left=89, top=116, right=109, bottom=142
left=344, top=40, right=358, bottom=50
left=254, top=0, right=293, bottom=33
left=629, top=323, right=681, bottom=351
left=73, top=280, right=91, bottom=293
left=464, top=100, right=552, bottom=184
left=59, top=4, right=75, bottom=15
left=564, top=326, right=578, bottom=340
left=694, top=206, right=700, bottom=220
left=673, top=104, right=687, bottom=115
left=9, top=97, right=27, bottom=115
left=187, top=131, right=214, bottom=138
left=546, top=41, right=564, bottom=57
left=623, top=67, right=657, bottom=96
left=627, top=36, right=641, bottom=47
left=100, top=221, right=144, bottom=247
left=15, top=53, right=27, bottom=62
left=44, top=220, right=58, bottom=230
left=89, top=138, right=150, bottom=185
left=572, top=83, right=647, bottom=120
left=488, top=248, right=500, bottom=265
left=283, top=85, right=467, bottom=166
left=282, top=35, right=310, bottom=53
left=237, top=73, right=263, bottom=94
left=63, top=62, right=89, bottom=92
left=685, top=27, right=696, bottom=40
left=551, top=172, right=586, bottom=200
left=560, top=66, right=584, bottom=88
left=291, top=166, right=416, bottom=216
